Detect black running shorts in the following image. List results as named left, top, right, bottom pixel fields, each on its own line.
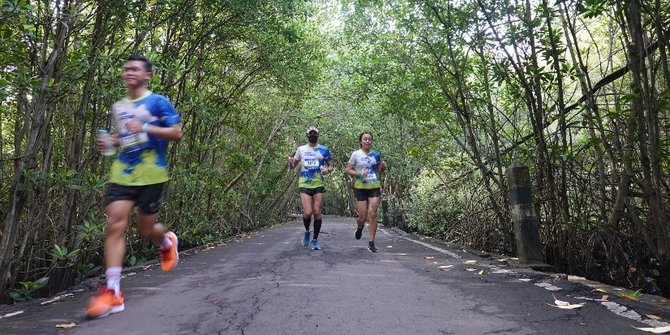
left=104, top=183, right=165, bottom=214
left=299, top=187, right=326, bottom=196
left=354, top=188, right=381, bottom=201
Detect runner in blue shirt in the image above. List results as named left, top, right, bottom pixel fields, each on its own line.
left=87, top=55, right=182, bottom=319
left=345, top=132, right=387, bottom=252
left=287, top=127, right=334, bottom=250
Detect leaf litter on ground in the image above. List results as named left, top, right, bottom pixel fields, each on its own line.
left=633, top=325, right=670, bottom=334
left=55, top=323, right=77, bottom=328
left=548, top=293, right=586, bottom=309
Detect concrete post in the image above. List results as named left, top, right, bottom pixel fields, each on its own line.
left=507, top=163, right=544, bottom=264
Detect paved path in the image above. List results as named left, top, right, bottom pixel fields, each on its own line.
left=1, top=216, right=669, bottom=334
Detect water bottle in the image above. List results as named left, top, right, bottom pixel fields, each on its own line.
left=97, top=129, right=115, bottom=156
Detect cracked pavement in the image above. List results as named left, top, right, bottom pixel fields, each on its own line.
left=0, top=215, right=669, bottom=334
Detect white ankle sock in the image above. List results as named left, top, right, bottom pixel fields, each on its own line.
left=105, top=267, right=122, bottom=294
left=161, top=234, right=173, bottom=250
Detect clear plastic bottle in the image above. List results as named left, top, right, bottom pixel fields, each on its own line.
left=97, top=129, right=115, bottom=156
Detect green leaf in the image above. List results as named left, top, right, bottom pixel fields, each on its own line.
left=9, top=291, right=26, bottom=302
left=34, top=277, right=49, bottom=288
left=2, top=0, right=16, bottom=12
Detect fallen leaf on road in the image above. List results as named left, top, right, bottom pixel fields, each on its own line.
left=424, top=256, right=435, bottom=260
left=1, top=311, right=24, bottom=319
left=386, top=246, right=393, bottom=248
left=492, top=269, right=512, bottom=274
left=552, top=293, right=570, bottom=306
left=478, top=270, right=484, bottom=275
left=547, top=302, right=585, bottom=309
left=619, top=289, right=642, bottom=301
left=55, top=323, right=77, bottom=328
left=593, top=288, right=607, bottom=293
left=466, top=268, right=477, bottom=272
left=633, top=326, right=670, bottom=334
left=601, top=295, right=609, bottom=301
left=646, top=314, right=662, bottom=321
left=519, top=278, right=532, bottom=282
left=463, top=260, right=477, bottom=264
left=549, top=294, right=585, bottom=309
left=438, top=265, right=454, bottom=269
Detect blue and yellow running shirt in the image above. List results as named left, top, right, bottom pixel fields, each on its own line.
left=109, top=92, right=181, bottom=186
left=348, top=149, right=382, bottom=189
left=293, top=144, right=333, bottom=189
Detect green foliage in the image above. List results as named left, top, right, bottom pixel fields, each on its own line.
left=1, top=0, right=670, bottom=301
left=9, top=277, right=49, bottom=302
left=50, top=245, right=80, bottom=265
left=575, top=0, right=609, bottom=19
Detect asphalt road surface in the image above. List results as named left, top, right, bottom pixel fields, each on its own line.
left=1, top=216, right=669, bottom=335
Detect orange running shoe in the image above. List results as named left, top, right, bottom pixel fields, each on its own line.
left=85, top=287, right=124, bottom=319
left=160, top=231, right=179, bottom=272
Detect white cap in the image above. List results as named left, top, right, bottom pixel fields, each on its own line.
left=306, top=126, right=319, bottom=134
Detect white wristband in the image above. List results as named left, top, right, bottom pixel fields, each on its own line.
left=142, top=123, right=149, bottom=132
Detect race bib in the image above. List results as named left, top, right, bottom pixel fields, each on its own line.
left=303, top=159, right=319, bottom=168
left=364, top=172, right=378, bottom=182
left=119, top=132, right=149, bottom=150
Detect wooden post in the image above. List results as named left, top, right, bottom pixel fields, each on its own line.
left=507, top=163, right=544, bottom=264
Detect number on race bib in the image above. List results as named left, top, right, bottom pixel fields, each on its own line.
left=119, top=132, right=149, bottom=150
left=303, top=159, right=319, bottom=168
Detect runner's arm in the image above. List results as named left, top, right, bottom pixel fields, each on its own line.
left=125, top=119, right=183, bottom=141
left=344, top=162, right=357, bottom=177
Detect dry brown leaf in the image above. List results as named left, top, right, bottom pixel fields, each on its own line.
left=438, top=265, right=454, bottom=269
left=463, top=260, right=477, bottom=265
left=645, top=314, right=662, bottom=321
left=633, top=326, right=670, bottom=334
left=601, top=295, right=609, bottom=301
left=593, top=288, right=607, bottom=293
left=477, top=270, right=485, bottom=275
left=55, top=323, right=77, bottom=328
left=424, top=256, right=435, bottom=260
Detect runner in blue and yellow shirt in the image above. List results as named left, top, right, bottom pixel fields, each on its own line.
left=345, top=132, right=387, bottom=253
left=87, top=54, right=183, bottom=319
left=287, top=127, right=334, bottom=250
